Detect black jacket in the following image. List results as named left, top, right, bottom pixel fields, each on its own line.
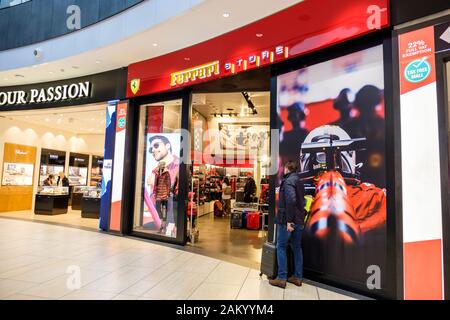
left=277, top=172, right=305, bottom=225
left=57, top=176, right=70, bottom=187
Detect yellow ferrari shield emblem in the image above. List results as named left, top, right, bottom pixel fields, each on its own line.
left=130, top=78, right=141, bottom=95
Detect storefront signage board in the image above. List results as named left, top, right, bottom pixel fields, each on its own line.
left=127, top=0, right=389, bottom=97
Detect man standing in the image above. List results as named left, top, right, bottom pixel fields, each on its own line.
left=152, top=161, right=172, bottom=234
left=243, top=174, right=256, bottom=203
left=269, top=161, right=305, bottom=289
left=57, top=172, right=70, bottom=187
left=147, top=135, right=180, bottom=231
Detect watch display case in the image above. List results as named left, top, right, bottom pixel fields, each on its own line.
left=37, top=186, right=69, bottom=195
left=82, top=187, right=101, bottom=199
left=80, top=187, right=101, bottom=219
left=72, top=186, right=100, bottom=210
left=35, top=187, right=70, bottom=215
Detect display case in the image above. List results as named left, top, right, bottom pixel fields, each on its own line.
left=35, top=186, right=70, bottom=215
left=71, top=186, right=89, bottom=210
left=80, top=187, right=101, bottom=219
left=37, top=186, right=69, bottom=195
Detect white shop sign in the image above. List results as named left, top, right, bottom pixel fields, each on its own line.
left=0, top=82, right=91, bottom=106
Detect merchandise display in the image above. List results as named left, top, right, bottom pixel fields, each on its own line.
left=68, top=166, right=88, bottom=186
left=72, top=186, right=101, bottom=211
left=37, top=186, right=69, bottom=195
left=39, top=165, right=64, bottom=186
left=35, top=186, right=70, bottom=215
left=90, top=156, right=103, bottom=187
left=81, top=186, right=101, bottom=218
left=1, top=162, right=34, bottom=186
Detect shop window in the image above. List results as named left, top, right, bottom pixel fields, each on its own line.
left=133, top=100, right=182, bottom=238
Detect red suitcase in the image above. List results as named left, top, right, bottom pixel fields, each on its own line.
left=246, top=211, right=261, bottom=230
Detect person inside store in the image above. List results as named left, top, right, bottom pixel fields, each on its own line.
left=221, top=177, right=232, bottom=216
left=57, top=172, right=70, bottom=187
left=43, top=174, right=55, bottom=186
left=269, top=160, right=305, bottom=289
left=243, top=173, right=257, bottom=203
left=153, top=161, right=172, bottom=234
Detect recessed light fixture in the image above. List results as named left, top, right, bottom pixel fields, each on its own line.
left=222, top=12, right=230, bottom=18
left=256, top=33, right=263, bottom=38
left=49, top=71, right=54, bottom=74
left=152, top=43, right=158, bottom=47
left=95, top=60, right=101, bottom=64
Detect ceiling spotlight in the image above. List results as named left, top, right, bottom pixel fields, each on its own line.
left=95, top=60, right=101, bottom=64
left=152, top=43, right=158, bottom=47
left=222, top=12, right=230, bottom=18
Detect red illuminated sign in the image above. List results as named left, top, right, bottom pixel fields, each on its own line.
left=127, top=0, right=389, bottom=97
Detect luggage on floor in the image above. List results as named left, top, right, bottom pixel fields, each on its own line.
left=260, top=241, right=278, bottom=279
left=214, top=200, right=224, bottom=217
left=241, top=210, right=248, bottom=228
left=230, top=211, right=242, bottom=229
left=246, top=211, right=261, bottom=230
left=260, top=225, right=294, bottom=279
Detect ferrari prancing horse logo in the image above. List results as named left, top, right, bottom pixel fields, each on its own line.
left=130, top=78, right=140, bottom=95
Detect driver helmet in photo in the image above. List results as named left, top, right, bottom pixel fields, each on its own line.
left=300, top=125, right=361, bottom=180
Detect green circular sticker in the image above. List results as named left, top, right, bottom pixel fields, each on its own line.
left=118, top=117, right=126, bottom=129
left=404, top=58, right=431, bottom=83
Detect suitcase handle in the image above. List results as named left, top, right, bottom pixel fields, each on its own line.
left=272, top=223, right=277, bottom=244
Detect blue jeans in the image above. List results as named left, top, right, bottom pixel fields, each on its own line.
left=276, top=223, right=303, bottom=280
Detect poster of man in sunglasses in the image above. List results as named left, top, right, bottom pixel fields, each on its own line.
left=144, top=134, right=180, bottom=237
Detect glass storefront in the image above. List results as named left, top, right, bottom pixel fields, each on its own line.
left=133, top=99, right=183, bottom=238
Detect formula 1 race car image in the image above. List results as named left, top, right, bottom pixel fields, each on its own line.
left=299, top=125, right=386, bottom=245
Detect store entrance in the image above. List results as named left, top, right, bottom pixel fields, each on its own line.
left=0, top=104, right=106, bottom=230
left=187, top=92, right=270, bottom=268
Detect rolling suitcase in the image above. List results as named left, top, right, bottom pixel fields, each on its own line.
left=246, top=211, right=261, bottom=230
left=230, top=211, right=242, bottom=229
left=241, top=210, right=248, bottom=227
left=260, top=225, right=294, bottom=279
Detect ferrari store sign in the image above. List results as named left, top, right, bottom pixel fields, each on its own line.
left=168, top=45, right=289, bottom=88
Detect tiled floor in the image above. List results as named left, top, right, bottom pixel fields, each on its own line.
left=189, top=212, right=265, bottom=270
left=0, top=209, right=99, bottom=230
left=0, top=218, right=362, bottom=300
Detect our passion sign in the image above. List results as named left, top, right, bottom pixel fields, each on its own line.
left=0, top=82, right=91, bottom=106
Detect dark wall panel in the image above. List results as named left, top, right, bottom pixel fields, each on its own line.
left=391, top=0, right=450, bottom=25
left=0, top=0, right=144, bottom=51
left=31, top=0, right=53, bottom=44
